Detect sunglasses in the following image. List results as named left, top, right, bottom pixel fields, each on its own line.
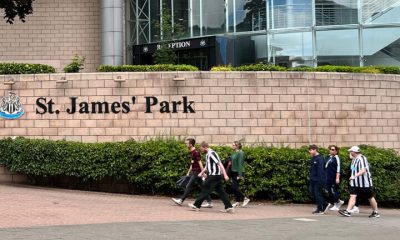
left=330, top=148, right=336, bottom=151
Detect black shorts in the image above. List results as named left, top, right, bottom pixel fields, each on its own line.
left=350, top=187, right=374, bottom=199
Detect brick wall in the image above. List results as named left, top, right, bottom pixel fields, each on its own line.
left=0, top=0, right=101, bottom=72
left=1, top=71, right=400, bottom=151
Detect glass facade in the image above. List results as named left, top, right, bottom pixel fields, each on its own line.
left=127, top=0, right=400, bottom=67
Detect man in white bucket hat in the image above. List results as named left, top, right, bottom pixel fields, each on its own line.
left=338, top=146, right=380, bottom=218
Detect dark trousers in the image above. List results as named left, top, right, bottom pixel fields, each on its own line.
left=180, top=174, right=212, bottom=203
left=194, top=175, right=233, bottom=209
left=309, top=181, right=327, bottom=211
left=230, top=171, right=245, bottom=202
left=327, top=183, right=340, bottom=205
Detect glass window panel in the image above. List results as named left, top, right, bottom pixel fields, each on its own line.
left=270, top=0, right=312, bottom=29
left=315, top=0, right=358, bottom=26
left=363, top=27, right=400, bottom=66
left=317, top=29, right=359, bottom=66
left=192, top=0, right=201, bottom=36
left=173, top=0, right=190, bottom=39
left=269, top=31, right=313, bottom=67
left=150, top=0, right=161, bottom=42
left=235, top=0, right=266, bottom=32
left=202, top=0, right=226, bottom=35
left=362, top=0, right=400, bottom=24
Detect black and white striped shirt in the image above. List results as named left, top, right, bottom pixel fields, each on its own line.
left=350, top=154, right=373, bottom=188
left=205, top=148, right=222, bottom=176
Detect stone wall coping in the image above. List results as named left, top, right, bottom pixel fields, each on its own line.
left=1, top=71, right=400, bottom=82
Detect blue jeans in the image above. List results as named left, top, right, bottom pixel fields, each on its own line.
left=180, top=174, right=211, bottom=203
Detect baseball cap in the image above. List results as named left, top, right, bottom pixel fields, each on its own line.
left=348, top=146, right=360, bottom=153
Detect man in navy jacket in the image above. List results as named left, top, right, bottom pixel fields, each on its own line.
left=308, top=144, right=328, bottom=214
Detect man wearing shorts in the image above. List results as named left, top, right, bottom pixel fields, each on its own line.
left=338, top=146, right=380, bottom=218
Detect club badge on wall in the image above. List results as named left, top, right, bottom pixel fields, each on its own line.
left=0, top=92, right=25, bottom=119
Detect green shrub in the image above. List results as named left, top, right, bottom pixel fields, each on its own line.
left=63, top=55, right=85, bottom=73
left=234, top=63, right=287, bottom=71
left=0, top=63, right=55, bottom=74
left=211, top=65, right=233, bottom=71
left=0, top=138, right=399, bottom=205
left=374, top=66, right=400, bottom=74
left=98, top=64, right=198, bottom=72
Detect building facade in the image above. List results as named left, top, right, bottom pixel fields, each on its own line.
left=128, top=0, right=400, bottom=69
left=1, top=0, right=399, bottom=71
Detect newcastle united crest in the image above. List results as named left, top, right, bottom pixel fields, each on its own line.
left=0, top=92, right=25, bottom=119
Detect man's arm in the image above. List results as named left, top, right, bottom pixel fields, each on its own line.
left=186, top=165, right=192, bottom=176
left=218, top=161, right=229, bottom=181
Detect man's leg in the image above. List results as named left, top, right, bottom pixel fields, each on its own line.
left=180, top=175, right=198, bottom=202
left=193, top=176, right=217, bottom=208
left=312, top=183, right=325, bottom=211
left=346, top=195, right=357, bottom=212
left=214, top=176, right=233, bottom=209
left=368, top=197, right=378, bottom=211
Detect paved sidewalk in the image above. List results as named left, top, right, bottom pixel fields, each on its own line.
left=0, top=184, right=399, bottom=239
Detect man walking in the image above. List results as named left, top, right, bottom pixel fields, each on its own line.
left=172, top=138, right=212, bottom=207
left=338, top=146, right=380, bottom=218
left=308, top=144, right=328, bottom=214
left=188, top=141, right=234, bottom=212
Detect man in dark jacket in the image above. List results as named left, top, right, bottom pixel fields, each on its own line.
left=308, top=144, right=328, bottom=214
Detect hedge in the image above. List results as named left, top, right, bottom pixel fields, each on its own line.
left=0, top=137, right=399, bottom=206
left=0, top=63, right=55, bottom=74
left=98, top=64, right=198, bottom=72
left=211, top=63, right=400, bottom=74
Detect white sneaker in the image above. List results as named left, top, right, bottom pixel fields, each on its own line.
left=171, top=198, right=183, bottom=206
left=349, top=206, right=360, bottom=214
left=336, top=200, right=344, bottom=209
left=188, top=203, right=200, bottom=211
left=232, top=202, right=240, bottom=208
left=201, top=202, right=213, bottom=208
left=324, top=203, right=332, bottom=213
left=242, top=197, right=250, bottom=207
left=220, top=207, right=235, bottom=213
left=329, top=205, right=340, bottom=211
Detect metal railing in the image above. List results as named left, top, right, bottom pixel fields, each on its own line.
left=362, top=0, right=400, bottom=22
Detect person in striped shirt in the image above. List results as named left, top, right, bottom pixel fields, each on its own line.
left=188, top=141, right=234, bottom=212
left=338, top=146, right=380, bottom=218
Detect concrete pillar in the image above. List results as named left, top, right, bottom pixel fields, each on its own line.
left=101, top=0, right=123, bottom=65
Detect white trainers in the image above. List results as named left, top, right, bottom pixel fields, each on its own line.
left=232, top=202, right=240, bottom=208
left=324, top=203, right=332, bottom=213
left=336, top=200, right=344, bottom=209
left=171, top=198, right=183, bottom=206
left=329, top=205, right=340, bottom=211
left=201, top=202, right=213, bottom=208
left=188, top=203, right=200, bottom=211
left=220, top=207, right=235, bottom=213
left=349, top=206, right=360, bottom=214
left=242, top=197, right=250, bottom=207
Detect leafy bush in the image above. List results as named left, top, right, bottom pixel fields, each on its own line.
left=211, top=65, right=233, bottom=71
left=98, top=64, right=198, bottom=72
left=0, top=63, right=55, bottom=74
left=234, top=63, right=287, bottom=71
left=0, top=138, right=399, bottom=205
left=210, top=63, right=400, bottom=74
left=63, top=55, right=85, bottom=73
left=374, top=66, right=400, bottom=74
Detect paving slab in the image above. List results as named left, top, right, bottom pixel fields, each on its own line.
left=0, top=184, right=399, bottom=239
